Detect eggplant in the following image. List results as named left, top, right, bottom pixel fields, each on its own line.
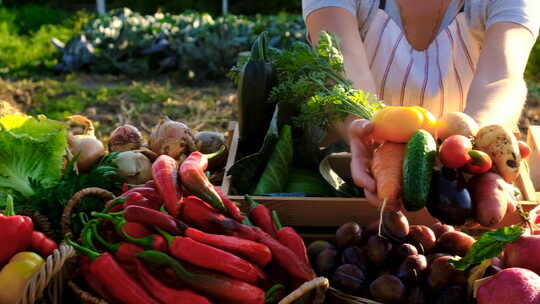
left=426, top=169, right=472, bottom=225
left=237, top=32, right=276, bottom=154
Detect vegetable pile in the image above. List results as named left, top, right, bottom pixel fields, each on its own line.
left=368, top=106, right=528, bottom=228
left=67, top=152, right=316, bottom=303
left=0, top=195, right=58, bottom=304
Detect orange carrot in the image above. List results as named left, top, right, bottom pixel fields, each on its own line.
left=371, top=142, right=406, bottom=203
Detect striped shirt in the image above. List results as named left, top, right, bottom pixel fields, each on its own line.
left=303, top=0, right=540, bottom=118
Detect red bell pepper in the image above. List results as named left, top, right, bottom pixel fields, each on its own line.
left=159, top=229, right=266, bottom=285
left=178, top=148, right=226, bottom=212
left=30, top=231, right=58, bottom=258
left=152, top=155, right=182, bottom=217
left=246, top=195, right=278, bottom=238
left=0, top=195, right=33, bottom=266
left=182, top=196, right=315, bottom=283
left=138, top=250, right=265, bottom=304
left=124, top=205, right=272, bottom=267
left=215, top=186, right=244, bottom=222
left=273, top=211, right=310, bottom=267
left=135, top=260, right=213, bottom=304
left=66, top=237, right=160, bottom=304
left=91, top=223, right=143, bottom=264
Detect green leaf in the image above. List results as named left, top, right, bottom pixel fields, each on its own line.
left=319, top=153, right=363, bottom=197
left=0, top=114, right=67, bottom=198
left=253, top=124, right=293, bottom=195
left=285, top=168, right=334, bottom=197
left=450, top=225, right=525, bottom=271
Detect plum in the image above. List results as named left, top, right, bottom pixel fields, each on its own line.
left=477, top=268, right=540, bottom=304
left=504, top=235, right=540, bottom=274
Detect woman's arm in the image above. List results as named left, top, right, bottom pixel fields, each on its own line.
left=306, top=7, right=378, bottom=141
left=464, top=22, right=536, bottom=130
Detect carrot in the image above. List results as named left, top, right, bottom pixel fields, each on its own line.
left=371, top=143, right=406, bottom=235
left=152, top=155, right=181, bottom=217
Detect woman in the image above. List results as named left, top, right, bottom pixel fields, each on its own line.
left=303, top=0, right=539, bottom=207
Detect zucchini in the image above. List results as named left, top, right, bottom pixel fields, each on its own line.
left=237, top=32, right=276, bottom=154
left=403, top=130, right=437, bottom=211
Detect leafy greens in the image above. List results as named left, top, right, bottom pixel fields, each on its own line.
left=450, top=225, right=525, bottom=270
left=0, top=114, right=67, bottom=198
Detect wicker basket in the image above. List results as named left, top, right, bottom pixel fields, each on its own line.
left=61, top=187, right=330, bottom=304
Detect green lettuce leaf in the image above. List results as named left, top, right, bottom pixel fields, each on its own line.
left=0, top=114, right=67, bottom=198
left=450, top=225, right=524, bottom=271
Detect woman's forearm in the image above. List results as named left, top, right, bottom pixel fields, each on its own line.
left=464, top=77, right=527, bottom=130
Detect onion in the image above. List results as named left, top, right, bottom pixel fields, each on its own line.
left=109, top=124, right=143, bottom=152
left=148, top=116, right=197, bottom=159
left=67, top=115, right=106, bottom=172
left=195, top=131, right=227, bottom=154
left=113, top=150, right=153, bottom=185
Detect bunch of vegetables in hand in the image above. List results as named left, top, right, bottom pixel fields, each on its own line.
left=0, top=195, right=58, bottom=304
left=368, top=106, right=531, bottom=228
left=67, top=148, right=315, bottom=303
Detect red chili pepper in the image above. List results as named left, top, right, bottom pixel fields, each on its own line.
left=104, top=197, right=128, bottom=213
left=124, top=205, right=271, bottom=267
left=152, top=155, right=182, bottom=217
left=123, top=192, right=161, bottom=210
left=178, top=148, right=226, bottom=212
left=80, top=256, right=116, bottom=303
left=0, top=195, right=33, bottom=267
left=138, top=250, right=265, bottom=304
left=123, top=221, right=152, bottom=238
left=66, top=237, right=160, bottom=304
left=245, top=196, right=278, bottom=238
left=29, top=231, right=58, bottom=258
left=92, top=223, right=143, bottom=264
left=272, top=211, right=310, bottom=267
left=215, top=186, right=245, bottom=222
left=122, top=187, right=163, bottom=206
left=184, top=228, right=272, bottom=268
left=92, top=212, right=167, bottom=252
left=182, top=196, right=315, bottom=283
left=122, top=183, right=130, bottom=193
left=135, top=260, right=213, bottom=304
left=159, top=229, right=266, bottom=285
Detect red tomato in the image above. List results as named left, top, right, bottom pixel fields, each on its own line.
left=438, top=135, right=472, bottom=168
left=465, top=150, right=493, bottom=174
left=519, top=141, right=531, bottom=159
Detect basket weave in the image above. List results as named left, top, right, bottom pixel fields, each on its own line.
left=18, top=242, right=76, bottom=304
left=278, top=277, right=329, bottom=304
left=326, top=288, right=383, bottom=304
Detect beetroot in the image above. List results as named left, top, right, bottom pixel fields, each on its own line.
left=504, top=235, right=540, bottom=274
left=477, top=268, right=540, bottom=304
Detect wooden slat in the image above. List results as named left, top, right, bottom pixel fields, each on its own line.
left=528, top=126, right=540, bottom=191
left=220, top=121, right=239, bottom=195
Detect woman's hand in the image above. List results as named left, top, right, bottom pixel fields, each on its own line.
left=349, top=119, right=382, bottom=208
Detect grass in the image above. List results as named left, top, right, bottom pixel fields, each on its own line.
left=0, top=6, right=92, bottom=77
left=0, top=75, right=237, bottom=137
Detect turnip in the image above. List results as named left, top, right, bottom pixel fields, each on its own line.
left=504, top=235, right=540, bottom=274
left=476, top=268, right=540, bottom=304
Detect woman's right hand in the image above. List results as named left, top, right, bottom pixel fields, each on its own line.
left=349, top=119, right=382, bottom=208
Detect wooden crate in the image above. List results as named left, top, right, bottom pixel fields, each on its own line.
left=222, top=122, right=540, bottom=241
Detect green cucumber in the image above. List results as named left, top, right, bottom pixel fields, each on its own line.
left=403, top=130, right=437, bottom=211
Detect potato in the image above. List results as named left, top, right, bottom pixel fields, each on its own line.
left=469, top=172, right=508, bottom=227
left=436, top=112, right=479, bottom=141
left=474, top=125, right=521, bottom=183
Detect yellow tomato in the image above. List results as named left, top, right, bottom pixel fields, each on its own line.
left=371, top=106, right=396, bottom=124
left=410, top=106, right=438, bottom=138
left=373, top=106, right=424, bottom=143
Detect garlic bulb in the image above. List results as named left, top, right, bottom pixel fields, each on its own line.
left=67, top=115, right=106, bottom=172
left=113, top=150, right=153, bottom=185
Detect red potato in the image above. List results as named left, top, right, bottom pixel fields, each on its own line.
left=477, top=268, right=540, bottom=304
left=468, top=173, right=508, bottom=227
left=504, top=235, right=540, bottom=274
left=439, top=135, right=472, bottom=168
